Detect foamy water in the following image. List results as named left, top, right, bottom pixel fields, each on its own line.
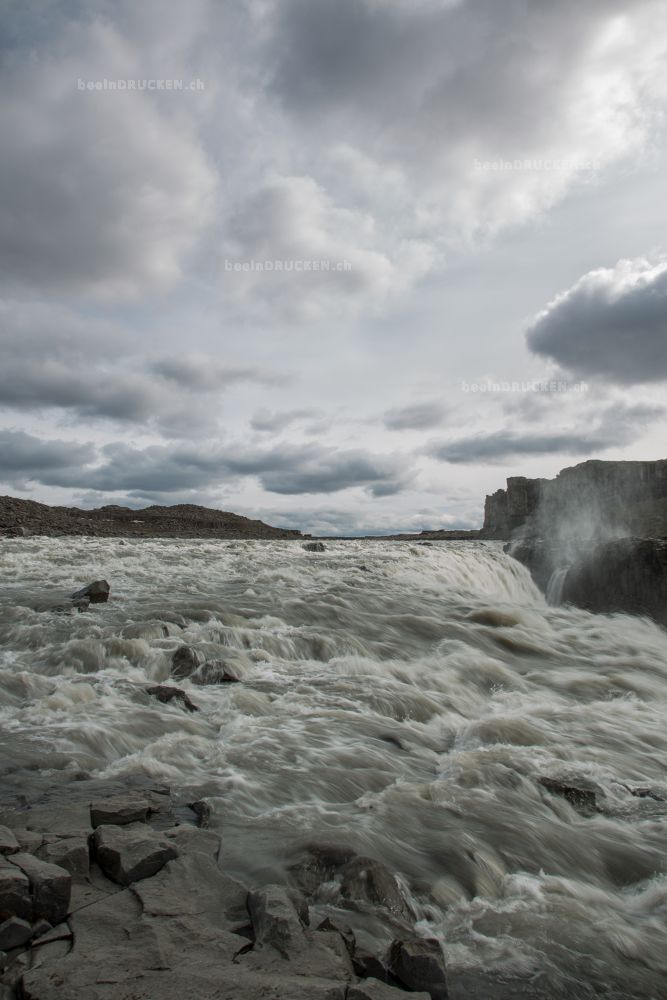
left=1, top=537, right=666, bottom=997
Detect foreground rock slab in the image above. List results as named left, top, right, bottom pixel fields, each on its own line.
left=92, top=824, right=178, bottom=885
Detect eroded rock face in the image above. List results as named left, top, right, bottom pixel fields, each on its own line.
left=92, top=824, right=178, bottom=885
left=561, top=537, right=667, bottom=626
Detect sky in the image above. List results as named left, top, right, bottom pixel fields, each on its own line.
left=1, top=0, right=666, bottom=535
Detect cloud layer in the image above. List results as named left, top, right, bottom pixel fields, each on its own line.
left=527, top=258, right=667, bottom=385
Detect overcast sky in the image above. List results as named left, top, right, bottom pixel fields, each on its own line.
left=1, top=0, right=666, bottom=534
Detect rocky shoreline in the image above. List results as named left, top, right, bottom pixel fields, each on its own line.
left=1, top=734, right=585, bottom=1000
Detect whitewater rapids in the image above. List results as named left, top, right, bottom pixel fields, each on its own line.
left=1, top=537, right=666, bottom=998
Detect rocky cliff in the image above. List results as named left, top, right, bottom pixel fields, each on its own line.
left=487, top=459, right=667, bottom=626
left=482, top=459, right=667, bottom=540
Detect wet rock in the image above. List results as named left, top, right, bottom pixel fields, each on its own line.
left=0, top=829, right=19, bottom=856
left=163, top=826, right=221, bottom=861
left=389, top=937, right=448, bottom=1000
left=171, top=645, right=205, bottom=679
left=289, top=843, right=357, bottom=896
left=9, top=854, right=71, bottom=925
left=340, top=856, right=409, bottom=919
left=0, top=950, right=6, bottom=971
left=70, top=579, right=110, bottom=604
left=38, top=838, right=89, bottom=880
left=349, top=979, right=431, bottom=1000
left=92, top=823, right=178, bottom=885
left=303, top=542, right=326, bottom=552
left=248, top=884, right=307, bottom=956
left=30, top=920, right=53, bottom=941
left=0, top=916, right=32, bottom=950
left=12, top=830, right=42, bottom=855
left=133, top=852, right=248, bottom=931
left=190, top=659, right=242, bottom=685
left=146, top=684, right=200, bottom=712
left=0, top=860, right=32, bottom=921
left=537, top=777, right=597, bottom=812
left=352, top=947, right=392, bottom=982
left=122, top=621, right=177, bottom=640
left=90, top=795, right=151, bottom=828
left=316, top=916, right=355, bottom=956
left=188, top=799, right=213, bottom=829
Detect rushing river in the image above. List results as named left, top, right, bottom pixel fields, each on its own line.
left=1, top=537, right=666, bottom=998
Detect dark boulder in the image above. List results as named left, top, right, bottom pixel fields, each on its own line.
left=303, top=542, right=326, bottom=552
left=92, top=824, right=178, bottom=885
left=389, top=937, right=448, bottom=1000
left=70, top=580, right=110, bottom=604
left=561, top=537, right=667, bottom=626
left=9, top=854, right=71, bottom=925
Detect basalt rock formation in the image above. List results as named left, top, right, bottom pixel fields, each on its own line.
left=486, top=459, right=667, bottom=625
left=482, top=460, right=667, bottom=541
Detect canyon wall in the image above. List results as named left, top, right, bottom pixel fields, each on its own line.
left=482, top=459, right=667, bottom=540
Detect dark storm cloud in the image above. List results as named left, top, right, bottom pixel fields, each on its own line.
left=0, top=429, right=95, bottom=487
left=429, top=404, right=662, bottom=464
left=383, top=401, right=447, bottom=431
left=0, top=301, right=286, bottom=434
left=526, top=259, right=667, bottom=384
left=1, top=434, right=411, bottom=498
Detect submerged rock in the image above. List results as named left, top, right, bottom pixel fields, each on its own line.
left=171, top=645, right=204, bottom=679
left=147, top=684, right=200, bottom=712
left=190, top=659, right=242, bottom=685
left=70, top=580, right=110, bottom=604
left=537, top=777, right=597, bottom=812
left=303, top=541, right=326, bottom=552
